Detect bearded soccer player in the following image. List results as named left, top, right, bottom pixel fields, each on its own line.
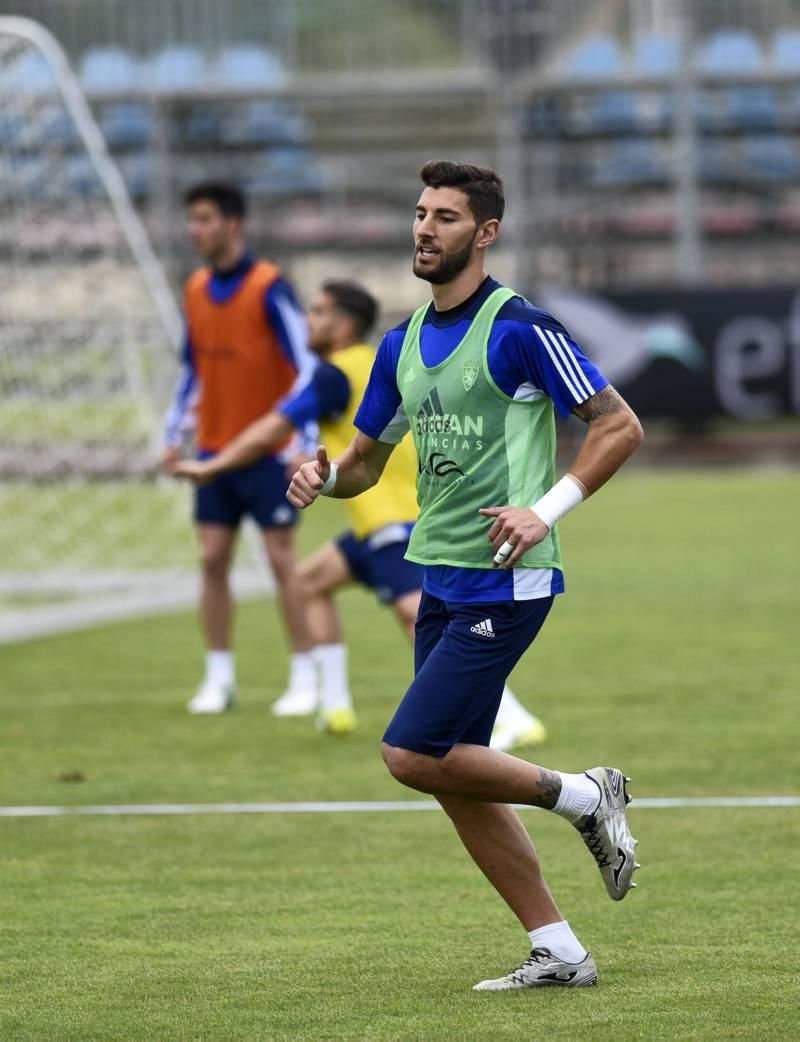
left=162, top=182, right=316, bottom=715
left=176, top=279, right=547, bottom=748
left=288, top=161, right=643, bottom=990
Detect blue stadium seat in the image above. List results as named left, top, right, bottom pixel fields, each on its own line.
left=182, top=104, right=224, bottom=145
left=99, top=103, right=153, bottom=148
left=724, top=86, right=779, bottom=130
left=587, top=91, right=640, bottom=133
left=39, top=105, right=82, bottom=150
left=219, top=102, right=307, bottom=146
left=64, top=154, right=104, bottom=197
left=215, top=46, right=284, bottom=89
left=79, top=47, right=139, bottom=93
left=522, top=96, right=563, bottom=136
left=118, top=153, right=154, bottom=199
left=772, top=30, right=800, bottom=70
left=742, top=135, right=800, bottom=181
left=246, top=148, right=324, bottom=196
left=567, top=36, right=623, bottom=78
left=7, top=50, right=56, bottom=92
left=697, top=138, right=736, bottom=183
left=634, top=34, right=678, bottom=76
left=149, top=47, right=208, bottom=91
left=592, top=140, right=669, bottom=186
left=697, top=30, right=763, bottom=73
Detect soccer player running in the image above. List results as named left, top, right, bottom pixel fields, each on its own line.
left=288, top=161, right=644, bottom=990
left=162, top=182, right=316, bottom=715
left=176, top=279, right=547, bottom=747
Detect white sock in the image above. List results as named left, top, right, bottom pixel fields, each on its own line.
left=312, top=643, right=352, bottom=711
left=206, top=650, right=234, bottom=688
left=494, top=685, right=535, bottom=730
left=288, top=651, right=316, bottom=692
left=551, top=772, right=600, bottom=824
left=528, top=920, right=587, bottom=964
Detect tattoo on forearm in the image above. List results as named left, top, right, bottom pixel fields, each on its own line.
left=533, top=768, right=562, bottom=810
left=572, top=385, right=626, bottom=423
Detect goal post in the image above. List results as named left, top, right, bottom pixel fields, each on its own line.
left=0, top=17, right=269, bottom=644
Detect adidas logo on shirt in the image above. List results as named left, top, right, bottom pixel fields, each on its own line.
left=470, top=618, right=496, bottom=639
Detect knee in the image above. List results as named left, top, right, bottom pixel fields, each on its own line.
left=200, top=546, right=230, bottom=581
left=381, top=743, right=436, bottom=791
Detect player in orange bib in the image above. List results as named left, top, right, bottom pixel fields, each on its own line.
left=161, top=182, right=316, bottom=714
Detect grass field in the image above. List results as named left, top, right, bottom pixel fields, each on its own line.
left=1, top=470, right=798, bottom=1041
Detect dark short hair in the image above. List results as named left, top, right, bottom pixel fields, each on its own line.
left=322, top=280, right=379, bottom=339
left=184, top=181, right=247, bottom=219
left=419, top=160, right=505, bottom=224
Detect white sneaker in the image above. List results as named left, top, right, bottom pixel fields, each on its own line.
left=574, top=766, right=639, bottom=901
left=271, top=687, right=318, bottom=717
left=490, top=714, right=547, bottom=752
left=473, top=948, right=598, bottom=990
left=187, top=680, right=235, bottom=714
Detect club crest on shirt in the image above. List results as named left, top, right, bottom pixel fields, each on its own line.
left=462, top=363, right=479, bottom=392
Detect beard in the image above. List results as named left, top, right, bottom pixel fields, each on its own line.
left=413, top=234, right=475, bottom=284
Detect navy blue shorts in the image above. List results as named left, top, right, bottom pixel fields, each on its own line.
left=194, top=454, right=297, bottom=530
left=383, top=592, right=554, bottom=757
left=337, top=524, right=424, bottom=605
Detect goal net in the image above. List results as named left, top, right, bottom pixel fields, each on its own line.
left=0, top=18, right=269, bottom=643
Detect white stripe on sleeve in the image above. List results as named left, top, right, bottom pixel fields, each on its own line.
left=532, top=324, right=582, bottom=402
left=379, top=405, right=411, bottom=445
left=544, top=328, right=595, bottom=401
left=556, top=331, right=596, bottom=398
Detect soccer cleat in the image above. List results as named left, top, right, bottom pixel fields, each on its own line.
left=490, top=714, right=547, bottom=753
left=573, top=766, right=638, bottom=901
left=187, top=681, right=235, bottom=714
left=317, top=705, right=357, bottom=736
left=473, top=948, right=598, bottom=991
left=271, top=687, right=318, bottom=717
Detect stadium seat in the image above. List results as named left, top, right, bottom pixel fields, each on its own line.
left=118, top=153, right=154, bottom=199
left=697, top=30, right=763, bottom=73
left=633, top=34, right=679, bottom=76
left=697, top=138, right=736, bottom=183
left=214, top=46, right=284, bottom=89
left=64, top=153, right=104, bottom=197
left=772, top=30, right=800, bottom=70
left=742, top=135, right=800, bottom=181
left=586, top=91, right=640, bottom=133
left=246, top=148, right=324, bottom=196
left=182, top=104, right=224, bottom=145
left=566, top=36, right=623, bottom=78
left=149, top=47, right=208, bottom=91
left=522, top=96, right=564, bottom=136
left=38, top=105, right=82, bottom=150
left=219, top=101, right=307, bottom=146
left=7, top=50, right=56, bottom=92
left=79, top=47, right=140, bottom=93
left=724, top=86, right=779, bottom=130
left=99, top=103, right=154, bottom=149
left=592, top=140, right=669, bottom=186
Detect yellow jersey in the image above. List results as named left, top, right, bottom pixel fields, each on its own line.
left=323, top=345, right=418, bottom=539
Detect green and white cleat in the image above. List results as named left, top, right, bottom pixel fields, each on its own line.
left=473, top=948, right=598, bottom=990
left=574, top=766, right=639, bottom=901
left=187, top=681, right=235, bottom=714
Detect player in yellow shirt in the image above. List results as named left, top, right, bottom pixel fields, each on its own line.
left=177, top=280, right=546, bottom=746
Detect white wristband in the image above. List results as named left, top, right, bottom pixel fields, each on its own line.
left=529, top=474, right=585, bottom=530
left=319, top=462, right=338, bottom=496
left=494, top=475, right=585, bottom=565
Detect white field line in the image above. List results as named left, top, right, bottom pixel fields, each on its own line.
left=0, top=796, right=798, bottom=819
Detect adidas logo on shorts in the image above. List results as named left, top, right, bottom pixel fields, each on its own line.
left=470, top=618, right=496, bottom=639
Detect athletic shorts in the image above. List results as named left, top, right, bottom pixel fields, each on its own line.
left=337, top=523, right=424, bottom=605
left=194, top=453, right=296, bottom=530
left=383, top=591, right=554, bottom=758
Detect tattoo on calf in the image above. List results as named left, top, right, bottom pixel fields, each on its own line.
left=572, top=385, right=625, bottom=423
left=534, top=768, right=562, bottom=809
